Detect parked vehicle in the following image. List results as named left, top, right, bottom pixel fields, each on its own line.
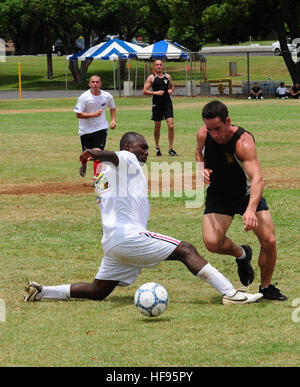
left=272, top=40, right=296, bottom=56
left=52, top=39, right=64, bottom=56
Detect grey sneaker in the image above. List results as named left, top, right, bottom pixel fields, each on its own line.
left=23, top=281, right=42, bottom=302
left=79, top=164, right=87, bottom=177
left=168, top=148, right=177, bottom=156
left=222, top=291, right=263, bottom=305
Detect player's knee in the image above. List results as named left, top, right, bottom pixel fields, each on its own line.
left=203, top=236, right=223, bottom=253
left=260, top=233, right=276, bottom=249
left=176, top=242, right=200, bottom=263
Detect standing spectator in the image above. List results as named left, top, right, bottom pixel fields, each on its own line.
left=143, top=59, right=177, bottom=156
left=289, top=82, right=300, bottom=98
left=248, top=82, right=264, bottom=99
left=275, top=82, right=289, bottom=99
left=74, top=74, right=116, bottom=182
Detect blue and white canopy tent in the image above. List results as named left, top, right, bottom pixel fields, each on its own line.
left=66, top=38, right=144, bottom=91
left=136, top=40, right=189, bottom=60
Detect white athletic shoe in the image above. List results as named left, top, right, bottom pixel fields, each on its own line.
left=222, top=290, right=263, bottom=305
left=23, top=281, right=43, bottom=302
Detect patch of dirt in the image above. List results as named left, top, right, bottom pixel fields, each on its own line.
left=0, top=182, right=93, bottom=195
left=0, top=174, right=299, bottom=196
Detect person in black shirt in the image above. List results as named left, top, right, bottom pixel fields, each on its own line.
left=195, top=100, right=287, bottom=301
left=248, top=82, right=264, bottom=99
left=289, top=82, right=300, bottom=98
left=143, top=59, right=177, bottom=156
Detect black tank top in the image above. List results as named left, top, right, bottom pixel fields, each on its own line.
left=152, top=74, right=172, bottom=106
left=204, top=127, right=252, bottom=198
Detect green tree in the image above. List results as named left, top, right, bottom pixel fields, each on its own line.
left=202, top=0, right=300, bottom=83
left=169, top=0, right=212, bottom=51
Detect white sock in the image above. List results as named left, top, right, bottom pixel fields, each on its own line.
left=36, top=284, right=71, bottom=300
left=197, top=263, right=236, bottom=297
left=236, top=246, right=246, bottom=260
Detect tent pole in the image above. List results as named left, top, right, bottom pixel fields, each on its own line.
left=113, top=60, right=116, bottom=91
left=185, top=60, right=188, bottom=96
left=190, top=54, right=193, bottom=97
left=135, top=60, right=138, bottom=95
left=118, top=54, right=121, bottom=97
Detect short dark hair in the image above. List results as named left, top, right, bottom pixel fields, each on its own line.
left=202, top=100, right=228, bottom=123
left=120, top=132, right=144, bottom=150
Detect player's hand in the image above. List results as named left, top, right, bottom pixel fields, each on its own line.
left=80, top=149, right=100, bottom=163
left=168, top=89, right=173, bottom=95
left=93, top=110, right=102, bottom=117
left=243, top=209, right=258, bottom=232
left=156, top=90, right=164, bottom=96
left=203, top=168, right=213, bottom=184
left=110, top=120, right=116, bottom=129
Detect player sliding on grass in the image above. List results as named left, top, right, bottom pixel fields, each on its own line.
left=24, top=132, right=263, bottom=305
left=196, top=100, right=287, bottom=301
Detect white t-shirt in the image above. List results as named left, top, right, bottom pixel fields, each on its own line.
left=276, top=86, right=288, bottom=95
left=74, top=89, right=115, bottom=136
left=94, top=150, right=150, bottom=253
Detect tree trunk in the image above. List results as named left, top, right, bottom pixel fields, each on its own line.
left=68, top=58, right=93, bottom=83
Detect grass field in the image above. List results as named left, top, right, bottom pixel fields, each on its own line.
left=0, top=52, right=294, bottom=92
left=0, top=97, right=299, bottom=367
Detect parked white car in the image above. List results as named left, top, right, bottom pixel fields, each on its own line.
left=272, top=41, right=296, bottom=56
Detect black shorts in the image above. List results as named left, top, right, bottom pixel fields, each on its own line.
left=80, top=129, right=108, bottom=151
left=204, top=193, right=269, bottom=217
left=151, top=104, right=173, bottom=121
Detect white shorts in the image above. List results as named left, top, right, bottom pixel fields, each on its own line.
left=95, top=230, right=181, bottom=286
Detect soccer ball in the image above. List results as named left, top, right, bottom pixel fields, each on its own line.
left=134, top=282, right=169, bottom=317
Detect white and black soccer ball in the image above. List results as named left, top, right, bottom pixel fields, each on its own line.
left=134, top=282, right=169, bottom=317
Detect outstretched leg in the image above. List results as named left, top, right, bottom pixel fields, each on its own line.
left=24, top=279, right=118, bottom=302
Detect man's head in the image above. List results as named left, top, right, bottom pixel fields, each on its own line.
left=120, top=132, right=149, bottom=163
left=153, top=60, right=164, bottom=74
left=253, top=82, right=258, bottom=87
left=202, top=100, right=232, bottom=144
left=89, top=75, right=102, bottom=94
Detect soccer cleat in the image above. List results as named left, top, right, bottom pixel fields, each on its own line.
left=79, top=164, right=87, bottom=177
left=168, top=148, right=177, bottom=156
left=236, top=245, right=255, bottom=286
left=259, top=282, right=288, bottom=301
left=222, top=290, right=263, bottom=305
left=23, top=281, right=42, bottom=302
left=156, top=148, right=162, bottom=156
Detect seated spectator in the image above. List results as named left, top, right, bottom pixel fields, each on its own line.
left=276, top=82, right=289, bottom=99
left=248, top=82, right=264, bottom=99
left=289, top=83, right=300, bottom=98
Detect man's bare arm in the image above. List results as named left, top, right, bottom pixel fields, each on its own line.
left=80, top=149, right=119, bottom=166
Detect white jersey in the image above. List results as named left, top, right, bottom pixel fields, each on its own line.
left=276, top=86, right=288, bottom=95
left=94, top=150, right=150, bottom=253
left=74, top=89, right=115, bottom=136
